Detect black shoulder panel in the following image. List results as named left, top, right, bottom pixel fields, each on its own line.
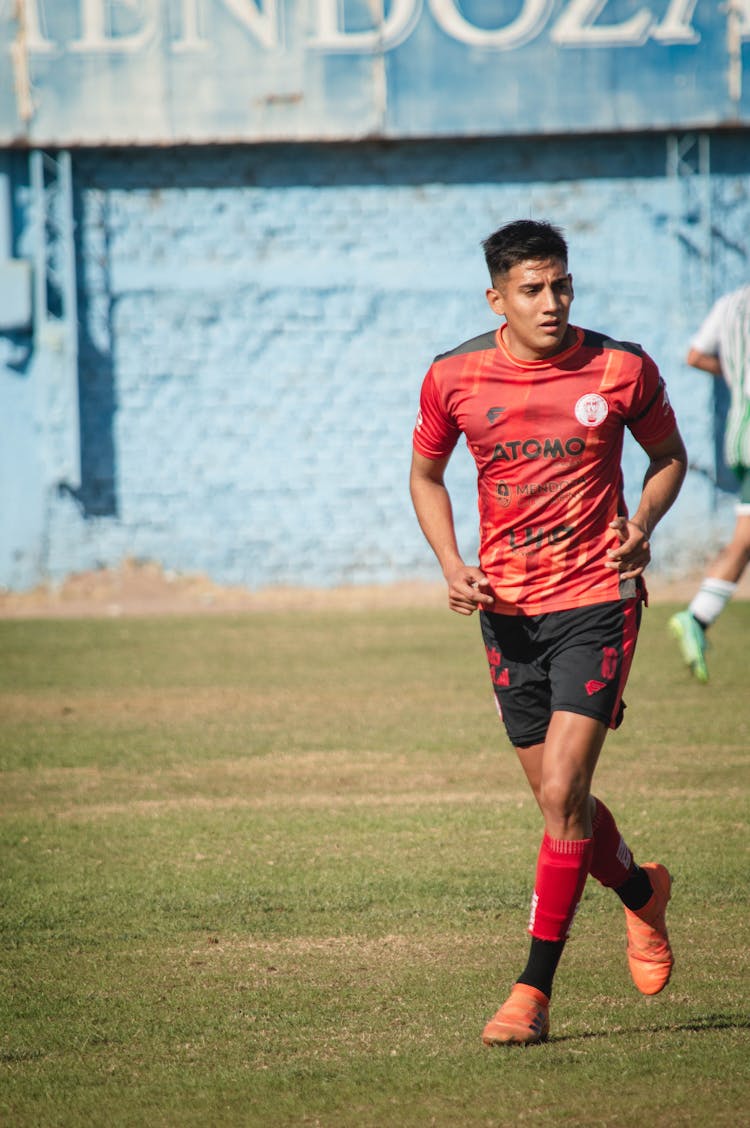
left=434, top=329, right=498, bottom=362
left=581, top=328, right=643, bottom=357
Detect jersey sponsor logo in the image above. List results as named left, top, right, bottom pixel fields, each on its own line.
left=518, top=480, right=575, bottom=494
left=487, top=406, right=506, bottom=423
left=493, top=476, right=591, bottom=509
left=585, top=679, right=607, bottom=695
left=575, top=393, right=609, bottom=427
left=508, top=524, right=575, bottom=554
left=514, top=474, right=591, bottom=504
left=491, top=436, right=585, bottom=461
left=496, top=481, right=511, bottom=507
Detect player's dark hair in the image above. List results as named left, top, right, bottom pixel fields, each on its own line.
left=482, top=220, right=568, bottom=283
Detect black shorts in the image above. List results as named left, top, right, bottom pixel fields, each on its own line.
left=479, top=598, right=642, bottom=748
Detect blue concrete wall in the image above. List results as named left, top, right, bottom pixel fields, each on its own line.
left=1, top=134, right=749, bottom=593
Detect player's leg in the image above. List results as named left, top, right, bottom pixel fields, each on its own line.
left=547, top=595, right=673, bottom=995
left=705, top=469, right=750, bottom=588
left=704, top=509, right=750, bottom=584
left=517, top=712, right=603, bottom=970
left=688, top=509, right=750, bottom=621
left=480, top=608, right=606, bottom=1044
left=482, top=712, right=602, bottom=1046
left=518, top=750, right=671, bottom=992
left=479, top=611, right=556, bottom=1044
left=479, top=601, right=671, bottom=1044
left=670, top=484, right=750, bottom=681
left=517, top=743, right=674, bottom=996
left=589, top=796, right=673, bottom=994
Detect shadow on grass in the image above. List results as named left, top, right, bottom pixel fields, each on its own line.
left=547, top=1012, right=750, bottom=1045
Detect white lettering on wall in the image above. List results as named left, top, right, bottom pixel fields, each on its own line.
left=650, top=0, right=699, bottom=45
left=66, top=0, right=279, bottom=54
left=739, top=0, right=750, bottom=38
left=429, top=0, right=554, bottom=51
left=727, top=0, right=750, bottom=102
left=309, top=0, right=422, bottom=52
left=0, top=0, right=714, bottom=56
left=172, top=0, right=210, bottom=52
left=214, top=0, right=279, bottom=50
left=70, top=0, right=157, bottom=53
left=16, top=0, right=55, bottom=53
left=551, top=0, right=652, bottom=47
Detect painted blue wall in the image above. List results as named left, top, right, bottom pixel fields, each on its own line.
left=1, top=132, right=748, bottom=593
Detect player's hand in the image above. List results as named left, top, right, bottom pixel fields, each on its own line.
left=606, top=516, right=651, bottom=579
left=445, top=565, right=495, bottom=616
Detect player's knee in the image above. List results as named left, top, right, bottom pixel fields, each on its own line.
left=538, top=776, right=588, bottom=827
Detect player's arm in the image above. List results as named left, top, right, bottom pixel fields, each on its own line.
left=606, top=428, right=688, bottom=579
left=409, top=450, right=494, bottom=616
left=686, top=346, right=722, bottom=377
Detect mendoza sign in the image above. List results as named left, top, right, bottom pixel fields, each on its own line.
left=0, top=0, right=748, bottom=144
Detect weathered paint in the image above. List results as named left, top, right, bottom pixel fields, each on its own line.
left=0, top=1, right=748, bottom=145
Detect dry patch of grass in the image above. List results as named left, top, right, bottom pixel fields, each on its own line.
left=1, top=604, right=749, bottom=1127
left=1, top=746, right=530, bottom=821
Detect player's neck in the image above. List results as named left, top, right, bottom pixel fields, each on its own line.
left=500, top=323, right=578, bottom=363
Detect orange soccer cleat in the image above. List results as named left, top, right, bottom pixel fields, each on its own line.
left=482, top=983, right=550, bottom=1046
left=624, top=862, right=674, bottom=995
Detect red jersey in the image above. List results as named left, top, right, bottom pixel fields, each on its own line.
left=413, top=324, right=677, bottom=615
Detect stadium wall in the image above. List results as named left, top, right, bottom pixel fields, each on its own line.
left=0, top=133, right=748, bottom=593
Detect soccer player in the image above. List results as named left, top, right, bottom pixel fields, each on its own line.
left=410, top=219, right=688, bottom=1045
left=669, top=284, right=750, bottom=682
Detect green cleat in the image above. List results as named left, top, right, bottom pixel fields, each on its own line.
left=668, top=611, right=709, bottom=683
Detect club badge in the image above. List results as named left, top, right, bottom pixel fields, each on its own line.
left=574, top=393, right=608, bottom=427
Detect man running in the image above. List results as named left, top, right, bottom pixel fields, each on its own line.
left=410, top=219, right=687, bottom=1045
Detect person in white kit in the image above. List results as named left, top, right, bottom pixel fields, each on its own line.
left=670, top=285, right=750, bottom=682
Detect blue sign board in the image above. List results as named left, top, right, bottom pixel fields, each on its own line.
left=0, top=1, right=748, bottom=144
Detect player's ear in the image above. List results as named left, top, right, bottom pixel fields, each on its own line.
left=486, top=287, right=504, bottom=317
left=568, top=274, right=574, bottom=300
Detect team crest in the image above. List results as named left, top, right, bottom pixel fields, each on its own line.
left=575, top=393, right=608, bottom=427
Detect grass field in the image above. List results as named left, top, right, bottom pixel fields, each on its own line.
left=1, top=600, right=748, bottom=1127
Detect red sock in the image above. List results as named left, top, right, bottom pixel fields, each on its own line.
left=528, top=833, right=593, bottom=941
left=590, top=797, right=634, bottom=888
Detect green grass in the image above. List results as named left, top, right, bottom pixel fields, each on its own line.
left=1, top=601, right=748, bottom=1127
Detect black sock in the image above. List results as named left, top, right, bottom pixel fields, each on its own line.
left=516, top=937, right=566, bottom=999
left=614, top=864, right=653, bottom=912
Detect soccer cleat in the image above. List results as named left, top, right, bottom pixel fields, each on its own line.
left=482, top=983, right=550, bottom=1046
left=668, top=611, right=709, bottom=683
left=624, top=862, right=674, bottom=995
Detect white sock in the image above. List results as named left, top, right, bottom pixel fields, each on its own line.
left=689, top=578, right=737, bottom=627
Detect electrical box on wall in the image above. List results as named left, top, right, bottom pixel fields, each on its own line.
left=0, top=258, right=32, bottom=331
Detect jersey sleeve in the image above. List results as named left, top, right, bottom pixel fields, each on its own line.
left=626, top=352, right=679, bottom=447
left=689, top=296, right=727, bottom=357
left=412, top=364, right=461, bottom=460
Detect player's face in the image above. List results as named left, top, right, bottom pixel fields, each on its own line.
left=486, top=258, right=574, bottom=361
